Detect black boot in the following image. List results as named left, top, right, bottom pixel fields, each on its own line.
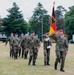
left=58, top=59, right=60, bottom=63
left=47, top=61, right=50, bottom=65
left=44, top=62, right=47, bottom=66
left=33, top=61, right=36, bottom=66
left=54, top=63, right=57, bottom=70
left=60, top=68, right=65, bottom=72
left=28, top=60, right=31, bottom=65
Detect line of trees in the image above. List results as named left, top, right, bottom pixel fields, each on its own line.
left=0, top=2, right=74, bottom=40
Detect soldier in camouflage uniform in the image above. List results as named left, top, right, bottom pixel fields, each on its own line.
left=43, top=34, right=52, bottom=66
left=21, top=34, right=29, bottom=59
left=34, top=34, right=40, bottom=59
left=5, top=33, right=14, bottom=57
left=28, top=32, right=40, bottom=66
left=12, top=34, right=21, bottom=59
left=51, top=30, right=68, bottom=72
left=19, top=33, right=24, bottom=57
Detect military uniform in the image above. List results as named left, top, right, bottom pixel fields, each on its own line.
left=19, top=35, right=24, bottom=57
left=21, top=36, right=29, bottom=59
left=12, top=37, right=21, bottom=59
left=6, top=36, right=14, bottom=57
left=28, top=35, right=40, bottom=66
left=51, top=34, right=68, bottom=72
left=43, top=36, right=52, bottom=66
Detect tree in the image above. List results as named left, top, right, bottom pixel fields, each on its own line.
left=64, top=6, right=74, bottom=39
left=0, top=18, right=4, bottom=32
left=29, top=2, right=50, bottom=39
left=3, top=2, right=28, bottom=35
left=55, top=5, right=67, bottom=30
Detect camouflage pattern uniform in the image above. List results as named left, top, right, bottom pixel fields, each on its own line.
left=28, top=35, right=40, bottom=66
left=43, top=35, right=52, bottom=66
left=19, top=34, right=24, bottom=57
left=6, top=35, right=14, bottom=57
left=21, top=35, right=29, bottom=59
left=12, top=36, right=21, bottom=59
left=51, top=34, right=68, bottom=72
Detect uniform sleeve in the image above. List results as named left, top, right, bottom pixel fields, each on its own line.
left=5, top=37, right=10, bottom=45
left=49, top=39, right=52, bottom=46
left=43, top=40, right=47, bottom=50
left=65, top=38, right=68, bottom=51
left=37, top=39, right=41, bottom=47
left=50, top=34, right=57, bottom=41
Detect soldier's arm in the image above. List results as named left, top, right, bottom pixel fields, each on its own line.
left=65, top=37, right=68, bottom=51
left=37, top=39, right=41, bottom=47
left=43, top=40, right=47, bottom=50
left=5, top=37, right=10, bottom=45
left=49, top=38, right=52, bottom=46
left=50, top=34, right=57, bottom=41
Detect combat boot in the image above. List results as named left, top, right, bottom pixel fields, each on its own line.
left=28, top=60, right=31, bottom=65
left=54, top=63, right=57, bottom=70
left=47, top=61, right=50, bottom=65
left=58, top=59, right=60, bottom=63
left=33, top=61, right=36, bottom=66
left=44, top=62, right=47, bottom=66
left=60, top=68, right=65, bottom=72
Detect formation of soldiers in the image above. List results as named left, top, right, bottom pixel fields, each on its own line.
left=5, top=29, right=68, bottom=72
left=5, top=32, right=40, bottom=65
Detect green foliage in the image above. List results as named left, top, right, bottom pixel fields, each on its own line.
left=29, top=2, right=50, bottom=39
left=64, top=6, right=74, bottom=39
left=0, top=18, right=4, bottom=32
left=55, top=5, right=67, bottom=30
left=3, top=2, right=28, bottom=34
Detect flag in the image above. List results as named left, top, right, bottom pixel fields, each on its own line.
left=49, top=2, right=56, bottom=35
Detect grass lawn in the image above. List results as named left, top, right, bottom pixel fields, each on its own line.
left=0, top=42, right=74, bottom=75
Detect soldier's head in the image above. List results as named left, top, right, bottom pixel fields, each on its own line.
left=35, top=34, right=38, bottom=38
left=30, top=31, right=35, bottom=36
left=21, top=33, right=24, bottom=37
left=59, top=29, right=64, bottom=37
left=10, top=32, right=14, bottom=36
left=25, top=34, right=29, bottom=39
left=15, top=34, right=18, bottom=38
left=45, top=34, right=49, bottom=38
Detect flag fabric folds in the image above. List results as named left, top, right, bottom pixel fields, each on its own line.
left=49, top=4, right=56, bottom=35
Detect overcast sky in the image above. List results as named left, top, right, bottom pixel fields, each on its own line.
left=0, top=0, right=74, bottom=21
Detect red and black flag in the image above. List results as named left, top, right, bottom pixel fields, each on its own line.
left=49, top=2, right=56, bottom=35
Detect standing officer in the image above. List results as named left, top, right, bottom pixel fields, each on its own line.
left=51, top=30, right=68, bottom=72
left=43, top=34, right=52, bottom=66
left=19, top=33, right=24, bottom=57
left=28, top=32, right=38, bottom=66
left=34, top=34, right=40, bottom=58
left=21, top=34, right=29, bottom=59
left=12, top=34, right=21, bottom=59
left=5, top=33, right=14, bottom=57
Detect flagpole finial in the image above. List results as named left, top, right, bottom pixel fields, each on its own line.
left=53, top=1, right=55, bottom=6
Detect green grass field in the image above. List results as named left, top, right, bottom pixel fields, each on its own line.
left=0, top=42, right=74, bottom=75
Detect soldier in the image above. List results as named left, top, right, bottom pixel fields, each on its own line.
left=21, top=34, right=29, bottom=59
left=19, top=33, right=24, bottom=57
left=51, top=30, right=68, bottom=72
left=5, top=33, right=14, bottom=57
left=28, top=32, right=40, bottom=66
left=12, top=34, right=21, bottom=59
left=43, top=34, right=52, bottom=66
left=34, top=34, right=40, bottom=59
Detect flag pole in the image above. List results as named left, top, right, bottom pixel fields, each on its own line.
left=53, top=1, right=55, bottom=7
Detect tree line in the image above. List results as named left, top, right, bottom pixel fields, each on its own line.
left=0, top=2, right=74, bottom=40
